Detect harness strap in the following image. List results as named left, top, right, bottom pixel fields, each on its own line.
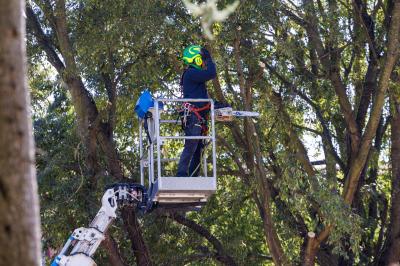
left=191, top=102, right=211, bottom=112
left=179, top=102, right=211, bottom=135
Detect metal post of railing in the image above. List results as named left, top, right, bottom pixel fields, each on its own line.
left=211, top=100, right=217, bottom=183
left=155, top=100, right=162, bottom=181
left=150, top=142, right=154, bottom=184
left=160, top=136, right=212, bottom=140
left=160, top=98, right=217, bottom=103
left=203, top=149, right=207, bottom=177
left=146, top=116, right=153, bottom=184
left=139, top=118, right=144, bottom=186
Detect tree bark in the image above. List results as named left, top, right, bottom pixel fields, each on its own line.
left=0, top=0, right=41, bottom=264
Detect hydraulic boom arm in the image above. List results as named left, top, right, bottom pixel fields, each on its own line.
left=51, top=183, right=146, bottom=266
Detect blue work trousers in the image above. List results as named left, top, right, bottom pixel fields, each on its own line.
left=177, top=114, right=205, bottom=177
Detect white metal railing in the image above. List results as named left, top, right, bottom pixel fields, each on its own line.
left=139, top=98, right=216, bottom=188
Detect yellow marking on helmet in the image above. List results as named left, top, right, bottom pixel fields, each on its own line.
left=182, top=56, right=193, bottom=63
left=188, top=46, right=201, bottom=55
left=183, top=54, right=201, bottom=62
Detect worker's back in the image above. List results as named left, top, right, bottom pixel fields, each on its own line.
left=181, top=58, right=216, bottom=107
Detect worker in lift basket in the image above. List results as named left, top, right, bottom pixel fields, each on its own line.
left=176, top=45, right=216, bottom=177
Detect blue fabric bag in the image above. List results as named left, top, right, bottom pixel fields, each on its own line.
left=135, top=90, right=154, bottom=118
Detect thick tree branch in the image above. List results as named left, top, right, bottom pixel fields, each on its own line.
left=265, top=63, right=346, bottom=172
left=385, top=95, right=400, bottom=264
left=245, top=115, right=290, bottom=265
left=121, top=206, right=152, bottom=266
left=343, top=48, right=356, bottom=82
left=101, top=233, right=128, bottom=266
left=293, top=124, right=323, bottom=136
left=355, top=61, right=378, bottom=131
left=233, top=32, right=248, bottom=110
left=343, top=0, right=400, bottom=204
left=26, top=5, right=65, bottom=72
left=223, top=65, right=240, bottom=103
left=244, top=65, right=265, bottom=108
left=97, top=127, right=125, bottom=179
left=35, top=0, right=57, bottom=30
left=373, top=196, right=389, bottom=264
left=217, top=54, right=289, bottom=264
left=170, top=213, right=237, bottom=266
left=101, top=71, right=117, bottom=136
left=0, top=0, right=41, bottom=263
left=204, top=43, right=229, bottom=105
left=265, top=87, right=317, bottom=177
left=299, top=0, right=361, bottom=152
left=303, top=232, right=317, bottom=266
left=352, top=0, right=379, bottom=61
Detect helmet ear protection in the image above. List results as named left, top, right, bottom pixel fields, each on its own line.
left=194, top=55, right=203, bottom=66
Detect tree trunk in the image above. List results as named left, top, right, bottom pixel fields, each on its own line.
left=27, top=3, right=152, bottom=264
left=219, top=39, right=289, bottom=265
left=101, top=233, right=128, bottom=266
left=248, top=119, right=289, bottom=266
left=171, top=213, right=238, bottom=266
left=0, top=0, right=41, bottom=264
left=121, top=206, right=152, bottom=266
left=386, top=98, right=400, bottom=265
left=303, top=232, right=317, bottom=266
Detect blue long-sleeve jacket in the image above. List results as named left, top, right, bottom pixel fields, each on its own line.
left=182, top=57, right=216, bottom=108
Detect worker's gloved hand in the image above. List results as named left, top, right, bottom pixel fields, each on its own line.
left=201, top=48, right=211, bottom=60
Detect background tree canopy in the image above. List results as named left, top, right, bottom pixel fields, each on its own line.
left=26, top=0, right=400, bottom=265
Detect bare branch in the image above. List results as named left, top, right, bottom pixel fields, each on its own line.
left=293, top=124, right=323, bottom=136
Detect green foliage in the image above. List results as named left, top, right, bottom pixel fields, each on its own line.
left=28, top=0, right=396, bottom=265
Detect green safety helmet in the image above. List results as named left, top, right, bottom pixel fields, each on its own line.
left=182, top=45, right=203, bottom=69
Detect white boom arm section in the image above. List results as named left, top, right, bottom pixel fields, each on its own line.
left=51, top=184, right=146, bottom=266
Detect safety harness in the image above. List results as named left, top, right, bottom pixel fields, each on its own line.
left=179, top=69, right=211, bottom=135
left=178, top=102, right=212, bottom=177
left=179, top=102, right=211, bottom=135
